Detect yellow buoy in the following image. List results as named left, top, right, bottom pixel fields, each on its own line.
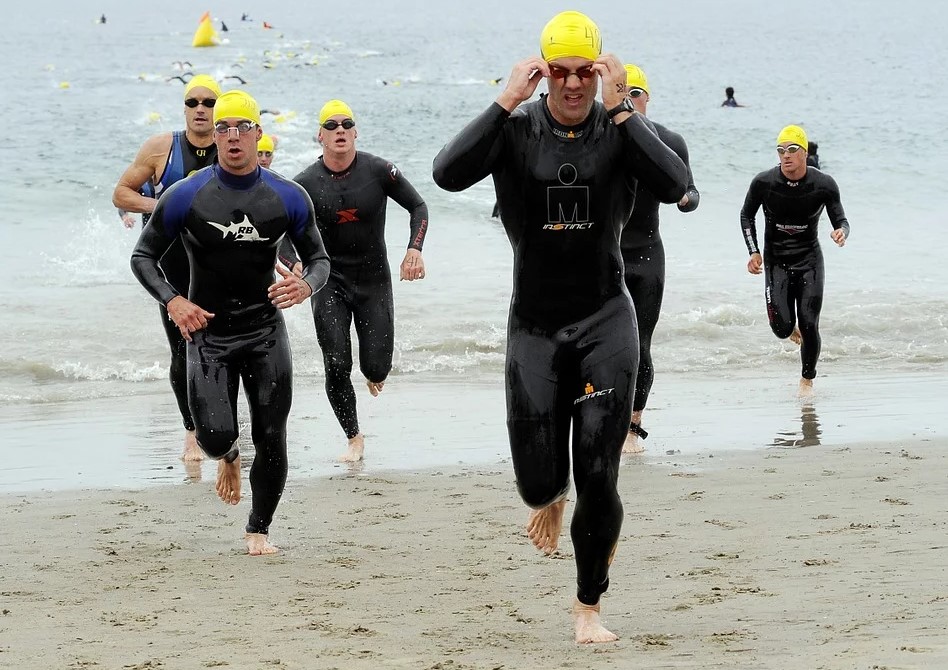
left=192, top=13, right=219, bottom=48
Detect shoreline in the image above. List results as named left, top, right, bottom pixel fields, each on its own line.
left=1, top=368, right=946, bottom=493
left=2, top=437, right=946, bottom=668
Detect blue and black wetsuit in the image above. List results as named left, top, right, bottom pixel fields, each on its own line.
left=621, top=122, right=699, bottom=425
left=740, top=166, right=850, bottom=380
left=150, top=131, right=218, bottom=432
left=291, top=152, right=428, bottom=440
left=433, top=97, right=687, bottom=607
left=131, top=164, right=330, bottom=536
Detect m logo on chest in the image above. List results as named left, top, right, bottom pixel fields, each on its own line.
left=207, top=212, right=270, bottom=242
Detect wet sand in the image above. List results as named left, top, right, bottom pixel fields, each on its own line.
left=2, top=436, right=947, bottom=668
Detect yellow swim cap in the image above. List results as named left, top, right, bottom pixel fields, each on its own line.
left=319, top=99, right=354, bottom=125
left=777, top=125, right=808, bottom=150
left=539, top=11, right=601, bottom=62
left=257, top=134, right=275, bottom=152
left=213, top=90, right=261, bottom=124
left=184, top=74, right=222, bottom=98
left=624, top=64, right=649, bottom=95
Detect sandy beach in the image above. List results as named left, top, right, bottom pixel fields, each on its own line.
left=2, top=434, right=946, bottom=669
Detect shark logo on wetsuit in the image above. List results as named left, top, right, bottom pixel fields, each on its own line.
left=207, top=212, right=270, bottom=242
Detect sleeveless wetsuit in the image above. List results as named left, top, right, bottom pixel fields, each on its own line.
left=292, top=152, right=428, bottom=439
left=131, top=164, right=330, bottom=535
left=150, top=131, right=218, bottom=431
left=740, top=166, right=850, bottom=379
left=433, top=98, right=687, bottom=606
left=621, top=122, right=699, bottom=416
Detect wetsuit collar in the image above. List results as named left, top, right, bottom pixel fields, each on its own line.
left=320, top=153, right=357, bottom=178
left=540, top=94, right=590, bottom=140
left=215, top=163, right=260, bottom=190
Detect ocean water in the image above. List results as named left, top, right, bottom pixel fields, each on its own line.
left=1, top=0, right=946, bottom=489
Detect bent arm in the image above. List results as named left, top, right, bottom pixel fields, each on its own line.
left=739, top=179, right=764, bottom=255
left=432, top=103, right=508, bottom=192
left=112, top=135, right=168, bottom=213
left=824, top=178, right=850, bottom=240
left=286, top=197, right=330, bottom=295
left=618, top=114, right=687, bottom=204
left=675, top=140, right=700, bottom=212
left=385, top=167, right=429, bottom=251
left=130, top=210, right=179, bottom=305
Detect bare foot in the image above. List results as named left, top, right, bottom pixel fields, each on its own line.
left=526, top=499, right=567, bottom=555
left=216, top=456, right=241, bottom=505
left=798, top=377, right=814, bottom=397
left=366, top=380, right=385, bottom=397
left=789, top=327, right=802, bottom=346
left=574, top=600, right=618, bottom=644
left=339, top=433, right=365, bottom=463
left=246, top=532, right=279, bottom=556
left=181, top=429, right=204, bottom=462
left=622, top=431, right=644, bottom=454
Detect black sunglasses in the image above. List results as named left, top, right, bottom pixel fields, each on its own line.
left=548, top=65, right=596, bottom=80
left=321, top=119, right=355, bottom=130
left=185, top=97, right=217, bottom=108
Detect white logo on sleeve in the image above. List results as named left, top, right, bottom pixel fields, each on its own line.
left=206, top=212, right=270, bottom=242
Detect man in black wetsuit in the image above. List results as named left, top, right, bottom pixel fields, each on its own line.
left=740, top=124, right=849, bottom=395
left=432, top=11, right=687, bottom=644
left=292, top=99, right=429, bottom=463
left=113, top=74, right=222, bottom=463
left=620, top=64, right=700, bottom=454
left=130, top=91, right=330, bottom=555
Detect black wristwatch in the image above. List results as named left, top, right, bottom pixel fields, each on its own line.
left=606, top=97, right=635, bottom=120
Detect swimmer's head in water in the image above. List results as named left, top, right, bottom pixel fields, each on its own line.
left=184, top=74, right=222, bottom=99
left=777, top=125, right=808, bottom=151
left=213, top=90, right=261, bottom=125
left=726, top=86, right=735, bottom=98
left=539, top=11, right=601, bottom=62
left=624, top=64, right=649, bottom=96
left=318, top=99, right=354, bottom=126
left=257, top=134, right=275, bottom=153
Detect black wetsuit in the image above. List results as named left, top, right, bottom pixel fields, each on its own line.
left=150, top=132, right=218, bottom=431
left=621, top=122, right=699, bottom=418
left=740, top=166, right=850, bottom=379
left=292, top=152, right=428, bottom=439
left=131, top=164, right=330, bottom=535
left=433, top=98, right=687, bottom=606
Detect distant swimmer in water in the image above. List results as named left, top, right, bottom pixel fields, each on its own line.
left=172, top=60, right=193, bottom=71
left=166, top=73, right=194, bottom=85
left=97, top=14, right=106, bottom=24
left=221, top=20, right=229, bottom=32
left=491, top=77, right=504, bottom=85
left=242, top=13, right=251, bottom=21
left=257, top=133, right=276, bottom=169
left=721, top=86, right=746, bottom=107
left=131, top=90, right=330, bottom=556
left=287, top=99, right=430, bottom=463
left=263, top=21, right=274, bottom=29
left=740, top=125, right=850, bottom=396
left=619, top=64, right=701, bottom=454
left=224, top=74, right=248, bottom=85
left=112, top=74, right=222, bottom=464
left=433, top=10, right=687, bottom=644
left=806, top=141, right=821, bottom=169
